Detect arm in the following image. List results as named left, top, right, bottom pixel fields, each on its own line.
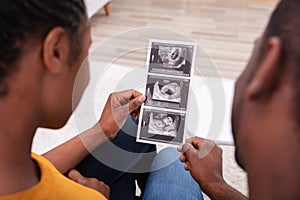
left=43, top=90, right=146, bottom=174
left=178, top=137, right=247, bottom=200
left=42, top=124, right=107, bottom=174
left=203, top=181, right=247, bottom=200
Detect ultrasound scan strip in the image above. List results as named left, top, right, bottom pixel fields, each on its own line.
left=137, top=39, right=197, bottom=146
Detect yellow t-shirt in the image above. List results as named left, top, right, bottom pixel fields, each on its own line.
left=0, top=153, right=107, bottom=200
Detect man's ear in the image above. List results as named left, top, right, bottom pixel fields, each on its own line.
left=246, top=37, right=282, bottom=100
left=42, top=27, right=70, bottom=74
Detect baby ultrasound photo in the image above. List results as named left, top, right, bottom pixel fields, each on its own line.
left=148, top=41, right=196, bottom=77
left=152, top=80, right=182, bottom=103
left=138, top=108, right=186, bottom=145
left=158, top=46, right=186, bottom=69
left=148, top=112, right=180, bottom=137
left=145, top=75, right=190, bottom=110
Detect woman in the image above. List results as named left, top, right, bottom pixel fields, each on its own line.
left=0, top=0, right=151, bottom=199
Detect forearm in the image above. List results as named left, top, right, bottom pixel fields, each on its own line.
left=204, top=181, right=248, bottom=200
left=42, top=124, right=108, bottom=174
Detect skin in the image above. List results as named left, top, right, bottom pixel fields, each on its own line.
left=179, top=30, right=300, bottom=200
left=0, top=14, right=146, bottom=199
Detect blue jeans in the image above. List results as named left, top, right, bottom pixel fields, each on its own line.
left=76, top=117, right=202, bottom=200
left=76, top=116, right=157, bottom=200
left=143, top=148, right=203, bottom=200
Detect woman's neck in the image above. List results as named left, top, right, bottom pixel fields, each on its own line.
left=0, top=96, right=40, bottom=196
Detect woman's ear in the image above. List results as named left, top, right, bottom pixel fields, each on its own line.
left=246, top=37, right=282, bottom=100
left=42, top=27, right=70, bottom=74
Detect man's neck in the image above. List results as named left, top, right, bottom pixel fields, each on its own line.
left=245, top=116, right=300, bottom=199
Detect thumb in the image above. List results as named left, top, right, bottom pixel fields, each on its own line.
left=68, top=169, right=87, bottom=185
left=126, top=95, right=146, bottom=114
left=182, top=143, right=198, bottom=161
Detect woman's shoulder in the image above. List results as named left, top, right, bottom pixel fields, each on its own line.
left=26, top=153, right=107, bottom=200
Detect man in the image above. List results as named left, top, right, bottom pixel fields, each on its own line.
left=179, top=0, right=300, bottom=199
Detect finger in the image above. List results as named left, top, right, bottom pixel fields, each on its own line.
left=117, top=89, right=142, bottom=100
left=116, top=89, right=135, bottom=99
left=132, top=113, right=138, bottom=121
left=136, top=109, right=141, bottom=119
left=127, top=95, right=146, bottom=114
left=179, top=153, right=187, bottom=163
left=131, top=90, right=143, bottom=98
left=178, top=142, right=192, bottom=152
left=182, top=143, right=198, bottom=161
left=192, top=137, right=205, bottom=149
left=184, top=162, right=190, bottom=171
left=186, top=137, right=206, bottom=150
left=68, top=169, right=87, bottom=185
left=131, top=112, right=137, bottom=120
left=185, top=137, right=194, bottom=145
left=117, top=95, right=145, bottom=121
left=130, top=104, right=142, bottom=118
left=181, top=142, right=194, bottom=154
left=99, top=181, right=110, bottom=199
left=99, top=181, right=110, bottom=189
left=177, top=143, right=184, bottom=152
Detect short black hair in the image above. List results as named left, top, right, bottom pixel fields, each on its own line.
left=0, top=0, right=86, bottom=96
left=263, top=0, right=300, bottom=124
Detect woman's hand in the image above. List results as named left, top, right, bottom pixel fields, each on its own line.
left=98, top=90, right=146, bottom=140
left=68, top=169, right=110, bottom=199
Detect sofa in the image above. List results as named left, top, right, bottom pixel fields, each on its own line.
left=85, top=0, right=111, bottom=18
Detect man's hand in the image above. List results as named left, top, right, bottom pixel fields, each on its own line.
left=98, top=90, right=146, bottom=139
left=178, top=137, right=224, bottom=194
left=68, top=169, right=110, bottom=199
left=178, top=137, right=247, bottom=200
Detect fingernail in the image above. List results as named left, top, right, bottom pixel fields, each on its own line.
left=178, top=144, right=183, bottom=152
left=138, top=95, right=146, bottom=102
